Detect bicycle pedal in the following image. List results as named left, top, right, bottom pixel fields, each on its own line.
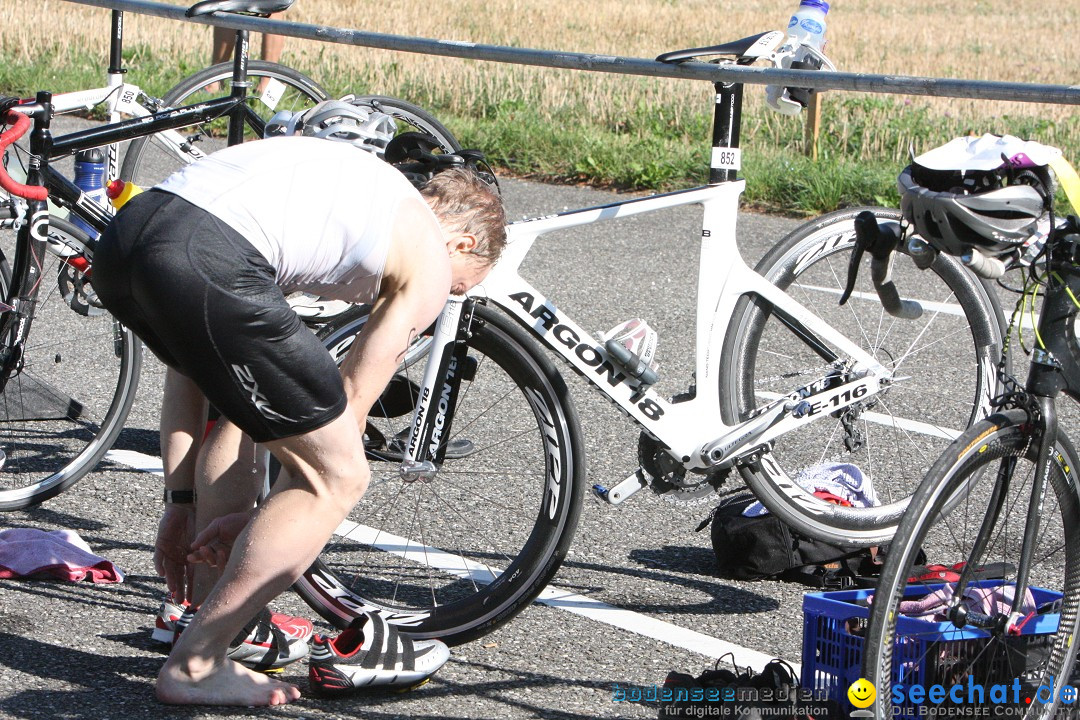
left=593, top=469, right=649, bottom=506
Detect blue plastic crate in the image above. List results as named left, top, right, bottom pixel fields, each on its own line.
left=801, top=584, right=1062, bottom=718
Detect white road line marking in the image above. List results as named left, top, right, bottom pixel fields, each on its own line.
left=800, top=284, right=970, bottom=317
left=803, top=283, right=1037, bottom=330
left=104, top=449, right=163, bottom=476
left=103, top=449, right=793, bottom=671
left=335, top=517, right=791, bottom=671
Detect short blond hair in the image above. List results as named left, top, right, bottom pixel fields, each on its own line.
left=420, top=168, right=507, bottom=264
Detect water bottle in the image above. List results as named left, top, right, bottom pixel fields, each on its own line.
left=106, top=179, right=144, bottom=209
left=786, top=0, right=829, bottom=51
left=767, top=0, right=830, bottom=115
left=71, top=148, right=107, bottom=238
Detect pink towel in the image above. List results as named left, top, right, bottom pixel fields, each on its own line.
left=895, top=582, right=1035, bottom=623
left=0, top=528, right=124, bottom=583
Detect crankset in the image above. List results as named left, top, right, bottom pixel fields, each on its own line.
left=639, top=431, right=732, bottom=505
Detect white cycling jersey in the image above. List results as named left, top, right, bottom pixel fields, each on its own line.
left=158, top=135, right=435, bottom=303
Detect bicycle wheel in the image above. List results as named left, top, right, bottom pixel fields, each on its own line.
left=862, top=410, right=1080, bottom=719
left=119, top=60, right=329, bottom=187
left=292, top=303, right=586, bottom=646
left=0, top=217, right=142, bottom=510
left=720, top=207, right=1005, bottom=545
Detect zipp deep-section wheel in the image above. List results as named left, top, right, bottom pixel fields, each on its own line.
left=293, top=304, right=586, bottom=646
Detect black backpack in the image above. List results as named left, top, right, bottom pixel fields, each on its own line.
left=699, top=493, right=878, bottom=589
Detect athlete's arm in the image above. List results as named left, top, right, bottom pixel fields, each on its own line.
left=156, top=369, right=207, bottom=603
left=338, top=198, right=452, bottom=424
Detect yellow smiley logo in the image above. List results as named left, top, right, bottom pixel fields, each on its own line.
left=848, top=678, right=876, bottom=709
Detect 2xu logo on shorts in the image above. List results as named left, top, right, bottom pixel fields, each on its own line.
left=232, top=364, right=291, bottom=422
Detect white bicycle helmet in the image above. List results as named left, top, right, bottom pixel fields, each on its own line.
left=898, top=134, right=1056, bottom=257
left=264, top=97, right=397, bottom=154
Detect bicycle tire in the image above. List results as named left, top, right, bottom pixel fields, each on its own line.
left=119, top=60, right=329, bottom=187
left=862, top=409, right=1080, bottom=719
left=0, top=216, right=142, bottom=510
left=292, top=303, right=586, bottom=646
left=720, top=207, right=1005, bottom=545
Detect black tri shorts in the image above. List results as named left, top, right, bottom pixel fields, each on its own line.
left=93, top=189, right=347, bottom=443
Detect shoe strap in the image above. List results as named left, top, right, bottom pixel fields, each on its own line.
left=359, top=611, right=415, bottom=671
left=232, top=607, right=288, bottom=664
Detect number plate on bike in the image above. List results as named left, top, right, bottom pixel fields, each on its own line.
left=711, top=147, right=741, bottom=171
left=259, top=79, right=287, bottom=111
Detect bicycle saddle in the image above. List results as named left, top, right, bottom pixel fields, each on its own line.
left=656, top=31, right=782, bottom=65
left=186, top=0, right=294, bottom=18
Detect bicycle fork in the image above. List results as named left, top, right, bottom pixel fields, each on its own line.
left=398, top=296, right=473, bottom=481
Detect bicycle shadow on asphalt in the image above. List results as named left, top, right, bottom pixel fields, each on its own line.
left=549, top=546, right=780, bottom=616
left=0, top=629, right=624, bottom=720
left=428, top=657, right=641, bottom=720
left=112, top=427, right=161, bottom=456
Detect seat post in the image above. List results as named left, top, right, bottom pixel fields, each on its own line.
left=108, top=11, right=127, bottom=76
left=710, top=81, right=743, bottom=184
left=227, top=27, right=252, bottom=146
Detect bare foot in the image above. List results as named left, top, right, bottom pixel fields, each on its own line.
left=156, top=657, right=301, bottom=706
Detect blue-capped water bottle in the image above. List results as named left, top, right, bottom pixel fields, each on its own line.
left=787, top=0, right=829, bottom=51
left=766, top=0, right=830, bottom=115
left=71, top=148, right=107, bottom=239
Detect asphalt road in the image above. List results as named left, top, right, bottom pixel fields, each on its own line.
left=0, top=117, right=1063, bottom=720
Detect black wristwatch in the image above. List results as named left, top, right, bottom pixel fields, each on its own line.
left=163, top=489, right=196, bottom=504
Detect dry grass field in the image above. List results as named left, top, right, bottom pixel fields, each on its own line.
left=3, top=0, right=1079, bottom=202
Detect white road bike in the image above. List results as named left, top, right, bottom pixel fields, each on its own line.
left=288, top=32, right=1007, bottom=645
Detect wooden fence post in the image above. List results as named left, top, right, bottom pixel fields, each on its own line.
left=804, top=91, right=821, bottom=159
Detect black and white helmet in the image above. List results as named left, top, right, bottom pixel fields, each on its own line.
left=265, top=97, right=397, bottom=154
left=898, top=134, right=1057, bottom=258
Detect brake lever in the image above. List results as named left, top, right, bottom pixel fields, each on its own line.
left=838, top=227, right=867, bottom=306
left=840, top=211, right=923, bottom=320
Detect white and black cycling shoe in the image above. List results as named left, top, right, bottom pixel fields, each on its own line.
left=308, top=611, right=450, bottom=694
left=173, top=605, right=310, bottom=672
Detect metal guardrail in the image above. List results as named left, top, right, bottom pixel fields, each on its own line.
left=60, top=0, right=1080, bottom=106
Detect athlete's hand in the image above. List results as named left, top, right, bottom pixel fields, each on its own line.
left=155, top=504, right=196, bottom=604
left=187, top=510, right=253, bottom=568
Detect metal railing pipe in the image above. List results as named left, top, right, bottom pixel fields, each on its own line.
left=61, top=0, right=1080, bottom=105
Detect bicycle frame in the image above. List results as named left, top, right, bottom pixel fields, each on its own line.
left=924, top=242, right=1080, bottom=631
left=978, top=255, right=1080, bottom=625
left=0, top=16, right=275, bottom=386
left=396, top=78, right=892, bottom=492
left=2, top=10, right=290, bottom=236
